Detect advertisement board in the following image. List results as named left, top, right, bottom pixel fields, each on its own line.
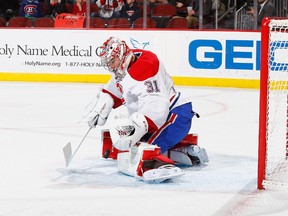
left=0, top=29, right=261, bottom=87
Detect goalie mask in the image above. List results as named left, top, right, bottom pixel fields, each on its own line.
left=99, top=37, right=134, bottom=81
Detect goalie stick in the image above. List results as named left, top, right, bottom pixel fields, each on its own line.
left=63, top=114, right=99, bottom=167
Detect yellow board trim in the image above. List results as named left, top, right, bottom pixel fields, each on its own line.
left=173, top=76, right=260, bottom=89
left=0, top=73, right=111, bottom=83
left=0, top=72, right=260, bottom=89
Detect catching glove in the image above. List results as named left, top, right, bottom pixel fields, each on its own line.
left=110, top=112, right=149, bottom=150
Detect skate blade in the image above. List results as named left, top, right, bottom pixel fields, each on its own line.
left=143, top=165, right=184, bottom=183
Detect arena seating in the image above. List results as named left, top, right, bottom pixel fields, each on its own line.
left=34, top=17, right=55, bottom=28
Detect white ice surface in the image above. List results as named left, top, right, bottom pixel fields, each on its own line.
left=0, top=82, right=288, bottom=216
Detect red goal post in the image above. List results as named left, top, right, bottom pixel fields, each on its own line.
left=258, top=17, right=288, bottom=190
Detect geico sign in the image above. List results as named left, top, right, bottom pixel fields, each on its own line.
left=189, top=39, right=261, bottom=70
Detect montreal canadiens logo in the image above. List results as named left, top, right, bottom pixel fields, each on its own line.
left=24, top=5, right=37, bottom=15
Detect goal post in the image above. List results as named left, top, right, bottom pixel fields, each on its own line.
left=258, top=17, right=288, bottom=190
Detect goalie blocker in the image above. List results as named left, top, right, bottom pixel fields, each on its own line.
left=101, top=129, right=208, bottom=182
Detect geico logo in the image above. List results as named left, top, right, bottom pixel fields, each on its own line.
left=188, top=39, right=261, bottom=71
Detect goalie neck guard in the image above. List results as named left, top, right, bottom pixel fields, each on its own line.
left=99, top=37, right=134, bottom=81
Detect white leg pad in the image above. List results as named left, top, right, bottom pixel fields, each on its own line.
left=117, top=151, right=136, bottom=176
left=117, top=142, right=184, bottom=183
left=117, top=143, right=158, bottom=178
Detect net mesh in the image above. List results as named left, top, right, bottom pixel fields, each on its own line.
left=263, top=19, right=288, bottom=189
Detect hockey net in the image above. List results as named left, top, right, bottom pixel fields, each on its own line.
left=258, top=18, right=288, bottom=190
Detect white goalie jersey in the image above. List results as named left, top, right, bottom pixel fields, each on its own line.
left=102, top=49, right=189, bottom=131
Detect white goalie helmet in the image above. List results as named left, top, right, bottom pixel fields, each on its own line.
left=99, top=37, right=134, bottom=81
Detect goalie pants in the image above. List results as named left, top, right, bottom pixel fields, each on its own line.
left=143, top=102, right=194, bottom=153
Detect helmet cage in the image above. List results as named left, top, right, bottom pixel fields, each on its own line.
left=99, top=37, right=132, bottom=81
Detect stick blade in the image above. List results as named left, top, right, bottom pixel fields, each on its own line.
left=63, top=142, right=72, bottom=167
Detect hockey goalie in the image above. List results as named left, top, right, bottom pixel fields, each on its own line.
left=87, top=37, right=209, bottom=183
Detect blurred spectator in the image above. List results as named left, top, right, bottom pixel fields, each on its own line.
left=96, top=0, right=124, bottom=19
left=186, top=0, right=213, bottom=28
left=121, top=0, right=140, bottom=27
left=156, top=0, right=169, bottom=3
left=148, top=0, right=169, bottom=8
left=72, top=0, right=87, bottom=16
left=19, top=0, right=42, bottom=18
left=212, top=0, right=226, bottom=17
left=45, top=0, right=67, bottom=18
left=170, top=0, right=193, bottom=18
left=147, top=0, right=156, bottom=10
left=246, top=0, right=276, bottom=29
left=0, top=0, right=20, bottom=21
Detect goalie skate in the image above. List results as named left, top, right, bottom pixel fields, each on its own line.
left=170, top=145, right=209, bottom=166
left=143, top=164, right=184, bottom=183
